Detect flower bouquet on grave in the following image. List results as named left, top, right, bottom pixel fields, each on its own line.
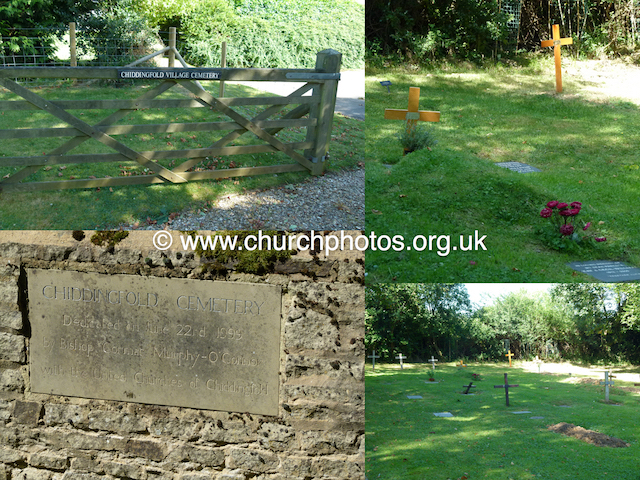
left=471, top=373, right=482, bottom=381
left=538, top=201, right=606, bottom=251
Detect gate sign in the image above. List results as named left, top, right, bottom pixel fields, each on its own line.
left=118, top=68, right=221, bottom=80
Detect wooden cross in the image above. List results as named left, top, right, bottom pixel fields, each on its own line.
left=494, top=373, right=519, bottom=406
left=505, top=350, right=514, bottom=367
left=384, top=87, right=440, bottom=133
left=541, top=24, right=573, bottom=93
left=600, top=371, right=615, bottom=402
left=428, top=355, right=439, bottom=371
left=463, top=382, right=476, bottom=394
left=368, top=350, right=380, bottom=370
left=395, top=353, right=407, bottom=369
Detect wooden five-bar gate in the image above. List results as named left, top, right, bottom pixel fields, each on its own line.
left=0, top=49, right=341, bottom=192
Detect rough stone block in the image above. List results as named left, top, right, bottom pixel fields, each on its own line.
left=0, top=309, right=22, bottom=331
left=0, top=280, right=18, bottom=305
left=126, top=439, right=166, bottom=462
left=0, top=368, right=25, bottom=394
left=29, top=452, right=68, bottom=471
left=12, top=401, right=42, bottom=426
left=12, top=468, right=53, bottom=480
left=101, top=460, right=144, bottom=480
left=285, top=309, right=339, bottom=350
left=226, top=448, right=278, bottom=474
left=0, top=333, right=25, bottom=363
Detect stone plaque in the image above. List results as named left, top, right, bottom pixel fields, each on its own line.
left=568, top=261, right=640, bottom=282
left=495, top=162, right=542, bottom=173
left=28, top=269, right=281, bottom=415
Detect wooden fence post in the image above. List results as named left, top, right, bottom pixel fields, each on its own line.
left=219, top=41, right=227, bottom=97
left=306, top=49, right=341, bottom=175
left=168, top=27, right=176, bottom=68
left=69, top=22, right=77, bottom=67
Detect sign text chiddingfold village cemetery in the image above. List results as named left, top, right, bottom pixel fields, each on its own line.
left=28, top=269, right=281, bottom=415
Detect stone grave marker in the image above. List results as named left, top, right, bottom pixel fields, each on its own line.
left=407, top=395, right=423, bottom=399
left=462, top=382, right=476, bottom=394
left=395, top=353, right=407, bottom=369
left=512, top=411, right=532, bottom=414
left=568, top=261, right=640, bottom=282
left=428, top=355, right=438, bottom=371
left=541, top=24, right=573, bottom=93
left=505, top=349, right=515, bottom=367
left=530, top=416, right=545, bottom=419
left=495, top=161, right=542, bottom=173
left=28, top=269, right=281, bottom=415
left=494, top=373, right=519, bottom=407
left=384, top=87, right=440, bottom=134
left=600, top=371, right=615, bottom=402
left=433, top=412, right=454, bottom=417
left=368, top=350, right=380, bottom=370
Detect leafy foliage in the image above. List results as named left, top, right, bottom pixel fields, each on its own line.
left=182, top=0, right=364, bottom=68
left=367, top=284, right=640, bottom=364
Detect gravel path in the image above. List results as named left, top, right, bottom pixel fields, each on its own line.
left=131, top=167, right=364, bottom=231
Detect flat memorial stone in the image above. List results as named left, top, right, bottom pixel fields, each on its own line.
left=568, top=261, right=640, bottom=282
left=407, top=395, right=423, bottom=399
left=495, top=162, right=542, bottom=173
left=530, top=416, right=545, bottom=419
left=512, top=411, right=532, bottom=414
left=28, top=269, right=281, bottom=416
left=433, top=412, right=454, bottom=417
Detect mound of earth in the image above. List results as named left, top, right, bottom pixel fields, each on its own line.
left=548, top=422, right=629, bottom=448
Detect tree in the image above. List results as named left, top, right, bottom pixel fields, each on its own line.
left=365, top=283, right=471, bottom=361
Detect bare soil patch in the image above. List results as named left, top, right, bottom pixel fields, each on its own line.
left=548, top=422, right=630, bottom=448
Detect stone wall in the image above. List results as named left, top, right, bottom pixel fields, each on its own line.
left=0, top=231, right=364, bottom=480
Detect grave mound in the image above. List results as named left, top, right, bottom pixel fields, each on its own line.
left=548, top=422, right=629, bottom=448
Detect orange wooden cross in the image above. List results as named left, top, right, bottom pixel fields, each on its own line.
left=384, top=87, right=440, bottom=132
left=541, top=24, right=573, bottom=93
left=505, top=350, right=514, bottom=367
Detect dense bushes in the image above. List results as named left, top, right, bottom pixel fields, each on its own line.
left=366, top=0, right=508, bottom=63
left=183, top=0, right=364, bottom=69
left=136, top=0, right=364, bottom=69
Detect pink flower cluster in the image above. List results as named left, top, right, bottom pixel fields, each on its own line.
left=540, top=200, right=606, bottom=242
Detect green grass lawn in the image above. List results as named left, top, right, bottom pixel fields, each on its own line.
left=365, top=59, right=640, bottom=283
left=366, top=362, right=640, bottom=480
left=0, top=81, right=363, bottom=229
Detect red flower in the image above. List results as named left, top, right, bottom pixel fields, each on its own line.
left=560, top=224, right=574, bottom=236
left=557, top=202, right=569, bottom=210
left=570, top=202, right=582, bottom=208
left=559, top=209, right=573, bottom=217
left=540, top=208, right=553, bottom=218
left=547, top=201, right=559, bottom=208
left=596, top=237, right=607, bottom=242
left=583, top=222, right=592, bottom=231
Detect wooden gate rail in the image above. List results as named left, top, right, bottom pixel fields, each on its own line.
left=0, top=49, right=341, bottom=192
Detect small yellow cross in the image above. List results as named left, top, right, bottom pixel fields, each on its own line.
left=541, top=25, right=573, bottom=93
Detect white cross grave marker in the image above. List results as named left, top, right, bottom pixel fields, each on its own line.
left=428, top=355, right=439, bottom=371
left=395, top=353, right=407, bottom=369
left=600, top=371, right=615, bottom=402
left=368, top=350, right=380, bottom=370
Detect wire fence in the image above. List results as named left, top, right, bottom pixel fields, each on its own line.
left=0, top=26, right=174, bottom=85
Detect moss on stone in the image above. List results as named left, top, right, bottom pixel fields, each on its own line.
left=194, top=230, right=293, bottom=275
left=90, top=231, right=129, bottom=248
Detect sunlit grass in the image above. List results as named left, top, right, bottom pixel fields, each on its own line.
left=366, top=362, right=640, bottom=480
